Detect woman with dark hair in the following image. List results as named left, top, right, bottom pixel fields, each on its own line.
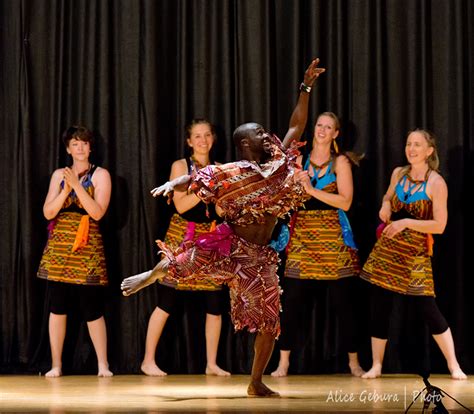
left=360, top=129, right=467, bottom=380
left=38, top=125, right=113, bottom=377
left=140, top=119, right=230, bottom=377
left=272, top=112, right=365, bottom=377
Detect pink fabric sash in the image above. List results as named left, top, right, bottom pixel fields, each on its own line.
left=194, top=223, right=233, bottom=256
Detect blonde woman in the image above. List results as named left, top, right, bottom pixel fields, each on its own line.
left=361, top=129, right=467, bottom=380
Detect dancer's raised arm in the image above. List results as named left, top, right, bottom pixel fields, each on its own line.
left=282, top=58, right=325, bottom=148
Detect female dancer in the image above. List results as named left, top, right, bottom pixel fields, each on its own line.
left=38, top=125, right=113, bottom=377
left=272, top=112, right=364, bottom=377
left=141, top=119, right=229, bottom=377
left=360, top=129, right=467, bottom=380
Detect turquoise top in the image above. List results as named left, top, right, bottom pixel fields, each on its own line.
left=395, top=174, right=430, bottom=204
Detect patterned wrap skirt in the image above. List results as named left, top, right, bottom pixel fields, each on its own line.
left=160, top=213, right=220, bottom=291
left=157, top=223, right=281, bottom=338
left=360, top=228, right=434, bottom=296
left=37, top=211, right=108, bottom=286
left=284, top=210, right=360, bottom=280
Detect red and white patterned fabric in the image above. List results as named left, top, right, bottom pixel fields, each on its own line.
left=156, top=136, right=305, bottom=337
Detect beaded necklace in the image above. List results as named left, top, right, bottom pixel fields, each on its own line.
left=307, top=156, right=333, bottom=187
left=190, top=154, right=210, bottom=171
left=401, top=168, right=431, bottom=201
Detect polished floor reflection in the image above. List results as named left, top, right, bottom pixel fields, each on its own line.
left=0, top=374, right=473, bottom=413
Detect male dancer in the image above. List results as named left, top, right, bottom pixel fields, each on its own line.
left=122, top=59, right=325, bottom=396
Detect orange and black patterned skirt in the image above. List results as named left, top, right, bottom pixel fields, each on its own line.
left=360, top=228, right=434, bottom=296
left=160, top=213, right=220, bottom=291
left=284, top=210, right=360, bottom=280
left=37, top=211, right=108, bottom=286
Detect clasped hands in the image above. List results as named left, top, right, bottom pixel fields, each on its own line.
left=63, top=167, right=81, bottom=192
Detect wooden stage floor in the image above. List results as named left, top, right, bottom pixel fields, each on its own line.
left=0, top=374, right=473, bottom=413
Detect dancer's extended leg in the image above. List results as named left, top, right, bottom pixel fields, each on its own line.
left=121, top=259, right=170, bottom=296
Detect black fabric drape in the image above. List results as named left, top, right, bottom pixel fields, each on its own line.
left=1, top=0, right=472, bottom=375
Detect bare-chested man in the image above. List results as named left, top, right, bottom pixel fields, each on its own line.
left=121, top=59, right=325, bottom=397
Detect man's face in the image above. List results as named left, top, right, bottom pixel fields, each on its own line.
left=246, top=124, right=271, bottom=154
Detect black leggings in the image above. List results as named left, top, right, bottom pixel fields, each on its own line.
left=156, top=283, right=226, bottom=316
left=279, top=277, right=360, bottom=353
left=369, top=284, right=449, bottom=339
left=47, top=281, right=105, bottom=322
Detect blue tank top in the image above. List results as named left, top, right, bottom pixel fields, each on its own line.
left=302, top=154, right=337, bottom=210
left=395, top=174, right=430, bottom=204
left=392, top=171, right=432, bottom=221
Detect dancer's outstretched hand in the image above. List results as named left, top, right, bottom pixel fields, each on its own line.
left=151, top=182, right=174, bottom=198
left=304, top=57, right=326, bottom=87
left=150, top=174, right=191, bottom=198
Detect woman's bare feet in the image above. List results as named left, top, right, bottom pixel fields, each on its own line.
left=206, top=364, right=230, bottom=376
left=449, top=365, right=467, bottom=380
left=361, top=364, right=382, bottom=379
left=45, top=367, right=62, bottom=378
left=141, top=362, right=167, bottom=376
left=348, top=352, right=365, bottom=377
left=121, top=270, right=155, bottom=296
left=350, top=363, right=366, bottom=377
left=98, top=363, right=113, bottom=377
left=247, top=380, right=279, bottom=397
left=271, top=362, right=289, bottom=377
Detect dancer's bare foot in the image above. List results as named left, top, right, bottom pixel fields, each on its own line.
left=361, top=364, right=382, bottom=379
left=98, top=363, right=113, bottom=377
left=247, top=380, right=280, bottom=397
left=121, top=270, right=155, bottom=296
left=206, top=364, right=230, bottom=376
left=141, top=362, right=167, bottom=376
left=45, top=367, right=62, bottom=378
left=349, top=363, right=366, bottom=377
left=449, top=365, right=467, bottom=380
left=271, top=362, right=289, bottom=377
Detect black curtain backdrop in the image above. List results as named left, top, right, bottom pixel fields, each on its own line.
left=1, top=0, right=472, bottom=376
